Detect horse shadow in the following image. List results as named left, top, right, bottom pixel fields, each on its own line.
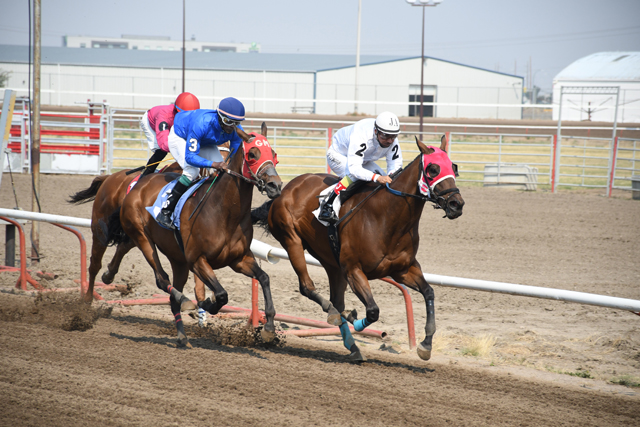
left=107, top=314, right=435, bottom=372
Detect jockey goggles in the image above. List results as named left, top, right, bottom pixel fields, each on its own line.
left=377, top=131, right=397, bottom=140
left=217, top=110, right=241, bottom=127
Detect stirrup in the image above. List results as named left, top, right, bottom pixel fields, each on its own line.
left=156, top=210, right=175, bottom=229
left=319, top=208, right=338, bottom=224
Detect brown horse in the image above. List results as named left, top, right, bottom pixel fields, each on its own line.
left=68, top=143, right=231, bottom=304
left=252, top=136, right=464, bottom=361
left=109, top=126, right=282, bottom=347
left=68, top=162, right=180, bottom=302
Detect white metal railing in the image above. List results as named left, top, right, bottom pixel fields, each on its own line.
left=2, top=207, right=639, bottom=315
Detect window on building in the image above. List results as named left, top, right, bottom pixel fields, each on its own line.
left=80, top=43, right=86, bottom=48
left=202, top=46, right=236, bottom=52
left=132, top=46, right=138, bottom=49
left=91, top=41, right=128, bottom=49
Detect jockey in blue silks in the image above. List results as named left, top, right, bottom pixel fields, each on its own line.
left=156, top=97, right=246, bottom=229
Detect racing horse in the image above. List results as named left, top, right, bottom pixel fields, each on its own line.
left=252, top=135, right=464, bottom=361
left=108, top=126, right=282, bottom=347
left=67, top=144, right=230, bottom=303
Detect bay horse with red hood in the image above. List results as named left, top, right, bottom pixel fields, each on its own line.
left=107, top=126, right=282, bottom=347
left=252, top=135, right=464, bottom=361
left=67, top=145, right=230, bottom=303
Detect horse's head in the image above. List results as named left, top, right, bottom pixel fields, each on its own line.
left=415, top=135, right=465, bottom=219
left=241, top=123, right=282, bottom=199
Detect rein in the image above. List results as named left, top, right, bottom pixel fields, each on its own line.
left=334, top=168, right=404, bottom=227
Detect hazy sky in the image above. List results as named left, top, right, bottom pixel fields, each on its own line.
left=1, top=0, right=639, bottom=91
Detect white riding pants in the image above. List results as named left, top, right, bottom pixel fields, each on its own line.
left=140, top=111, right=160, bottom=152
left=326, top=144, right=384, bottom=180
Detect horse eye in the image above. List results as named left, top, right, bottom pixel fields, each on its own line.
left=427, top=164, right=440, bottom=179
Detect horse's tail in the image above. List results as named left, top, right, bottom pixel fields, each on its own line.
left=99, top=208, right=130, bottom=247
left=67, top=175, right=109, bottom=204
left=251, top=200, right=274, bottom=234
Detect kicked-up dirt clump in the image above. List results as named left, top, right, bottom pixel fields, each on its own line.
left=0, top=291, right=112, bottom=331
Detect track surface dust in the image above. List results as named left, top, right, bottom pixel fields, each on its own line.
left=1, top=173, right=639, bottom=426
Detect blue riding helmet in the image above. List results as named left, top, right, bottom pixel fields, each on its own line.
left=218, top=97, right=245, bottom=126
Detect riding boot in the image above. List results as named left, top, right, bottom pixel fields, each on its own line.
left=318, top=190, right=339, bottom=224
left=156, top=180, right=190, bottom=229
left=140, top=150, right=168, bottom=179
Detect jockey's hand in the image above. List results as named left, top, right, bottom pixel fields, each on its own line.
left=210, top=161, right=226, bottom=171
left=375, top=175, right=393, bottom=185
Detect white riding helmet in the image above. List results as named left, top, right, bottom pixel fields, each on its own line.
left=375, top=112, right=401, bottom=135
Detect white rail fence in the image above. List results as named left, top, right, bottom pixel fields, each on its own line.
left=1, top=208, right=639, bottom=316
left=3, top=104, right=640, bottom=195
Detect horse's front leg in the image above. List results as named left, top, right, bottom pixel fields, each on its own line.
left=230, top=253, right=276, bottom=343
left=193, top=276, right=208, bottom=327
left=192, top=256, right=228, bottom=315
left=392, top=263, right=435, bottom=361
left=169, top=260, right=192, bottom=348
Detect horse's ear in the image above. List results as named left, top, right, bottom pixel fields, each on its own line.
left=236, top=128, right=251, bottom=142
left=440, top=134, right=449, bottom=153
left=415, top=135, right=433, bottom=155
left=261, top=122, right=268, bottom=137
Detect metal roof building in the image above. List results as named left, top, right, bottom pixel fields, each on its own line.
left=0, top=44, right=523, bottom=119
left=553, top=52, right=640, bottom=122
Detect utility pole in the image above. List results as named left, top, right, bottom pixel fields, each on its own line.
left=31, top=0, right=41, bottom=266
left=182, top=0, right=186, bottom=92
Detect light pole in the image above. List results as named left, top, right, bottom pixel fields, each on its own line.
left=354, top=0, right=362, bottom=113
left=406, top=0, right=443, bottom=134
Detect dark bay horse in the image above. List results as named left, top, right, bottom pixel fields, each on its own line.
left=68, top=162, right=180, bottom=302
left=252, top=136, right=464, bottom=361
left=110, top=127, right=282, bottom=347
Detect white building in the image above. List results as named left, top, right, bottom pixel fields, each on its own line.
left=63, top=35, right=260, bottom=53
left=553, top=52, right=640, bottom=123
left=0, top=44, right=523, bottom=119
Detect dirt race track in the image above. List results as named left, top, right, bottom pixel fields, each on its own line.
left=1, top=173, right=640, bottom=426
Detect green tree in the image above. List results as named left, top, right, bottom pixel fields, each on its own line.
left=0, top=69, right=10, bottom=88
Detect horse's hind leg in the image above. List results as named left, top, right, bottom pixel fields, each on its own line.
left=280, top=233, right=341, bottom=325
left=169, top=260, right=192, bottom=348
left=85, top=237, right=107, bottom=303
left=126, top=226, right=195, bottom=312
left=341, top=268, right=384, bottom=362
left=192, top=256, right=228, bottom=316
left=391, top=263, right=435, bottom=361
left=230, top=254, right=276, bottom=342
left=101, top=240, right=135, bottom=284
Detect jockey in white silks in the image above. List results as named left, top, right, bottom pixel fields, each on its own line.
left=319, top=111, right=403, bottom=224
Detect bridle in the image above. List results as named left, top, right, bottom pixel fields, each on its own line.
left=384, top=155, right=460, bottom=214
left=219, top=141, right=276, bottom=194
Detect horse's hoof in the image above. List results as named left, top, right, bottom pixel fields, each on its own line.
left=177, top=338, right=192, bottom=349
left=341, top=309, right=357, bottom=324
left=417, top=343, right=432, bottom=361
left=101, top=271, right=113, bottom=284
left=260, top=328, right=276, bottom=343
left=348, top=349, right=366, bottom=363
left=180, top=299, right=197, bottom=312
left=327, top=306, right=342, bottom=326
